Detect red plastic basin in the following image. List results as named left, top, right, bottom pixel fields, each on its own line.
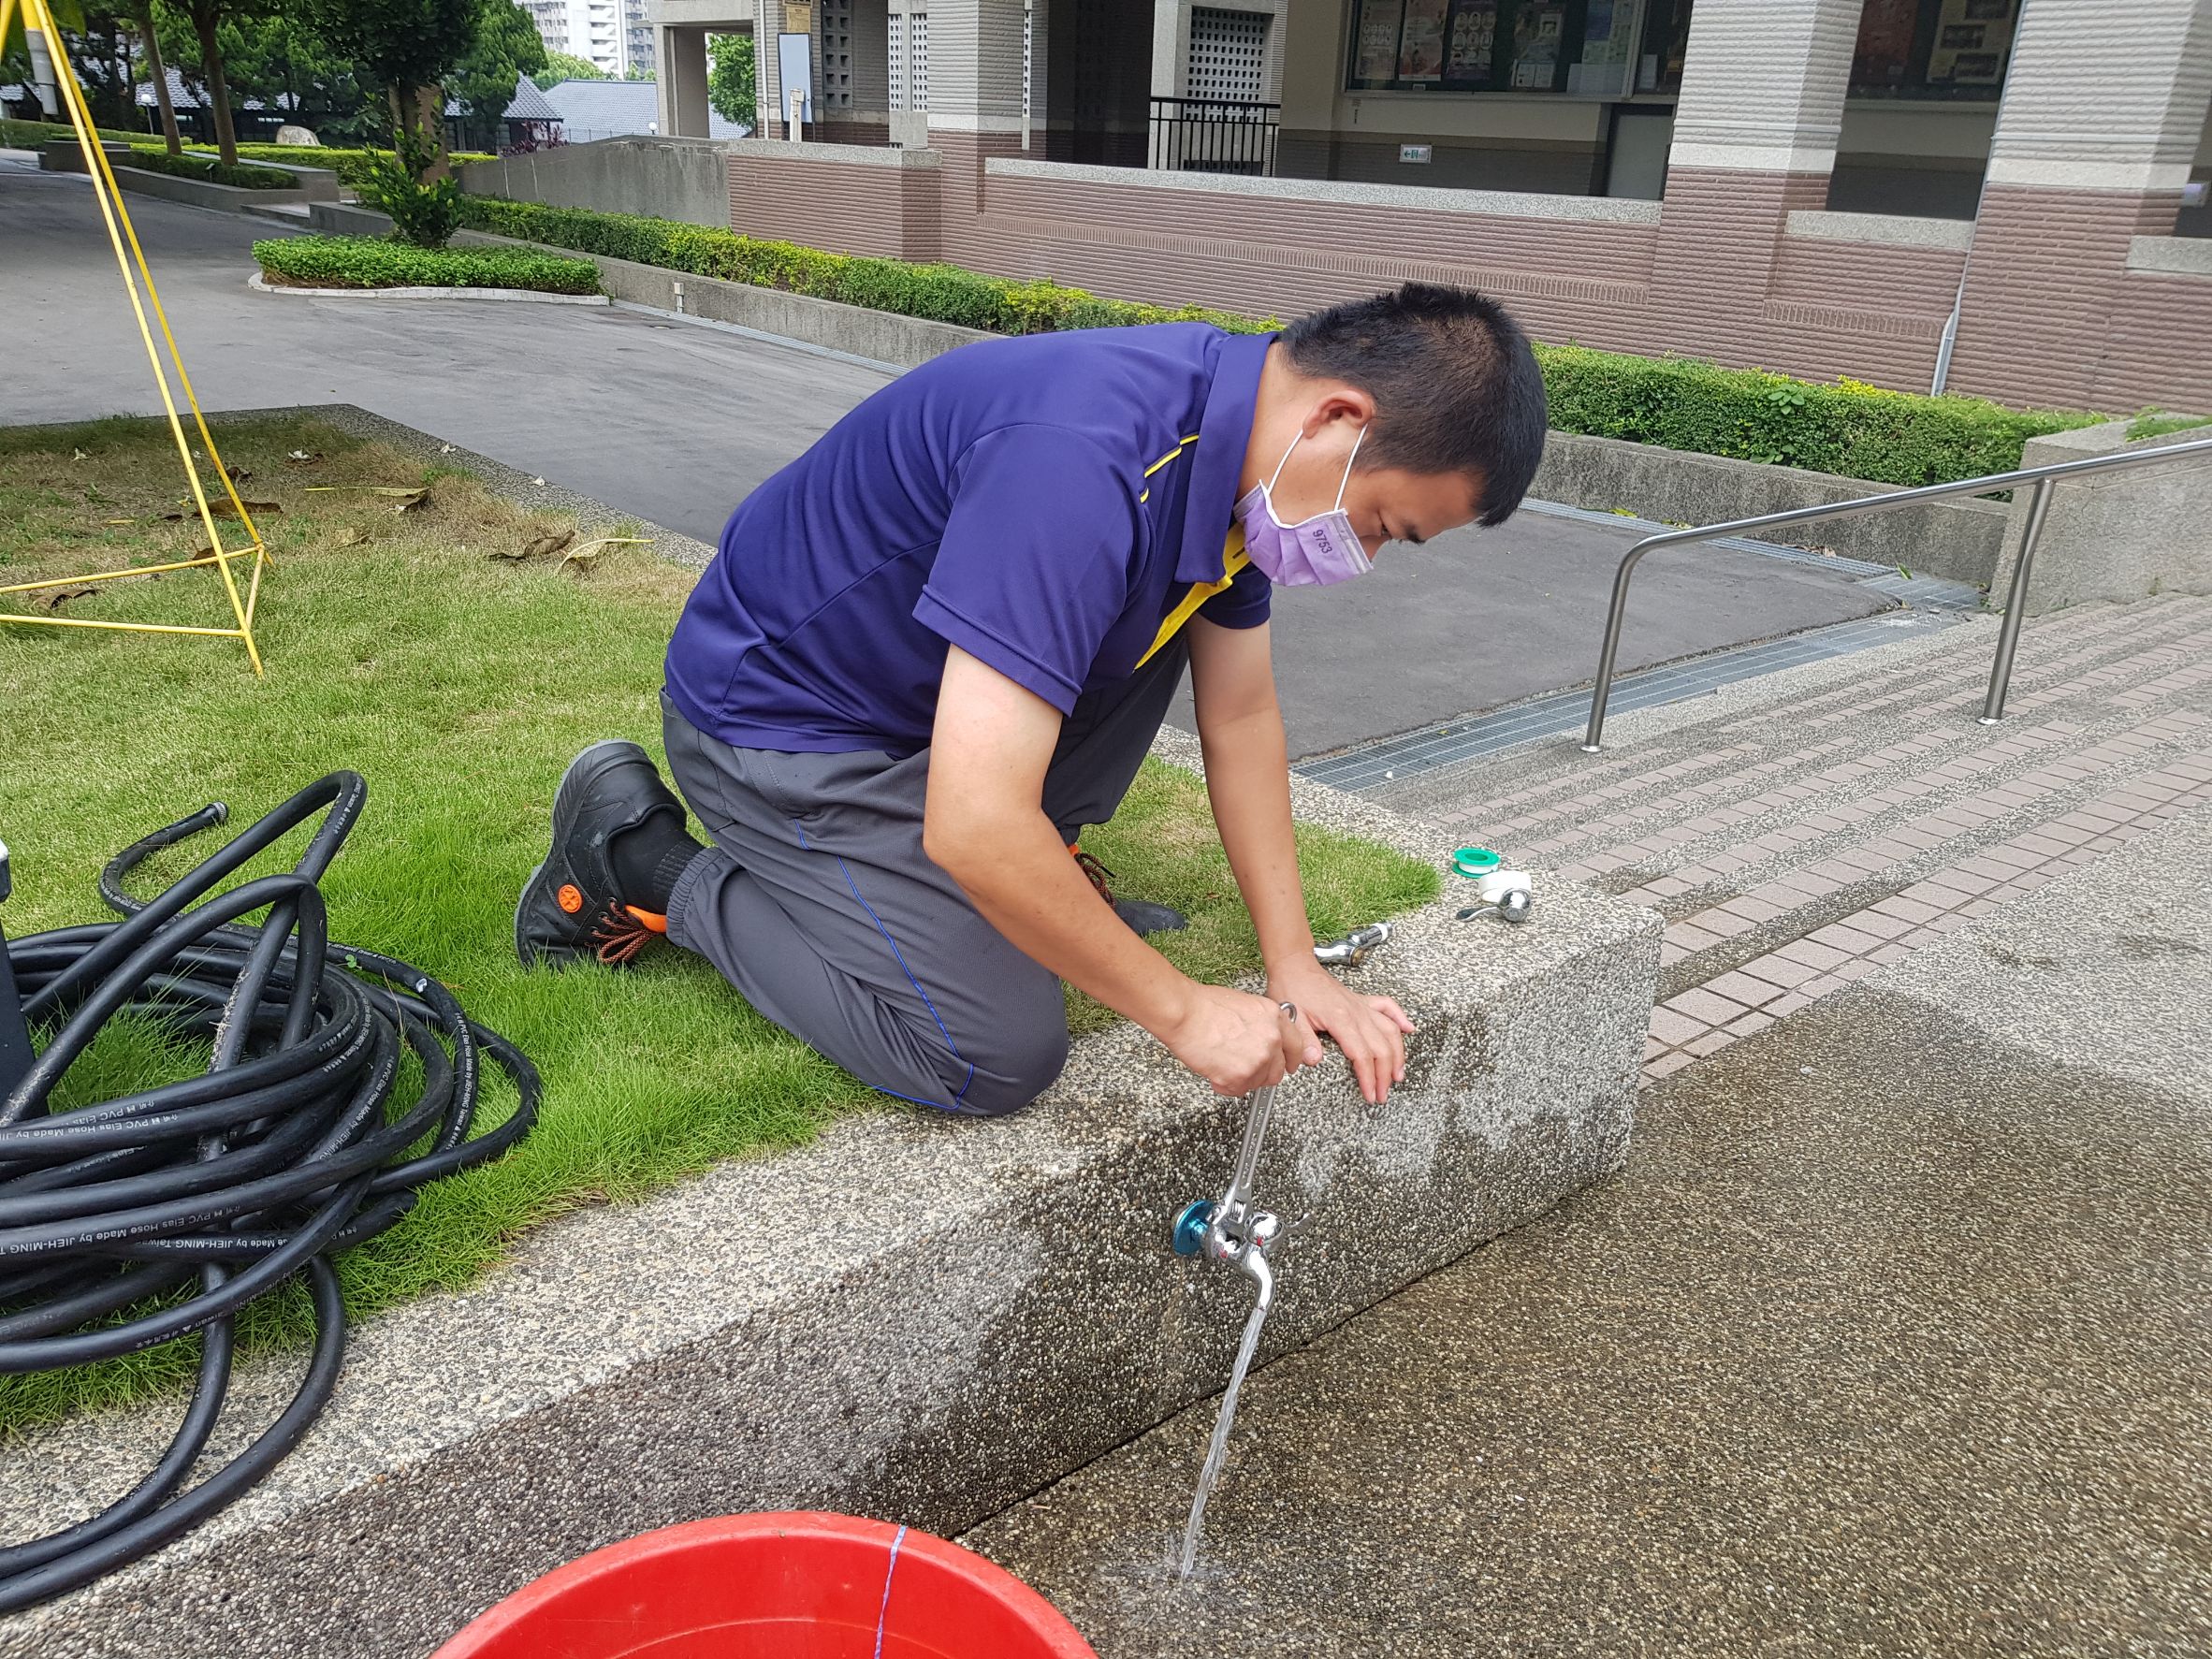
left=429, top=1512, right=1098, bottom=1659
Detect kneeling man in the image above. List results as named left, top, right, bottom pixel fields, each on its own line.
left=517, top=283, right=1547, bottom=1117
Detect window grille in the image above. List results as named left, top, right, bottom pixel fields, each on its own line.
left=822, top=0, right=853, bottom=109
left=889, top=14, right=905, bottom=111
left=1186, top=7, right=1266, bottom=104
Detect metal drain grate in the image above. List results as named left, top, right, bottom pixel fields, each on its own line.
left=1295, top=610, right=1963, bottom=792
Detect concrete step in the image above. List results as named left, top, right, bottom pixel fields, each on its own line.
left=959, top=803, right=2212, bottom=1657
left=1372, top=594, right=2212, bottom=1090
left=0, top=746, right=1654, bottom=1659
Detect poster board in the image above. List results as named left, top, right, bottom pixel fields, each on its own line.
left=777, top=31, right=814, bottom=126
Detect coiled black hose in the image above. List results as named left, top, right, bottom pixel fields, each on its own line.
left=0, top=774, right=539, bottom=1612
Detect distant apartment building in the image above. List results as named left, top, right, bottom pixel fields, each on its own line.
left=626, top=0, right=658, bottom=76
left=521, top=0, right=633, bottom=77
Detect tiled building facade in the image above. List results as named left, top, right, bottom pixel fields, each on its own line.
left=655, top=0, right=2212, bottom=412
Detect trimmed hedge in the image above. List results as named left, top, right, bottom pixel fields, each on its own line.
left=1, top=116, right=141, bottom=147
left=253, top=235, right=602, bottom=295
left=116, top=147, right=295, bottom=190
left=182, top=142, right=496, bottom=186
left=1537, top=345, right=2100, bottom=488
left=455, top=196, right=1276, bottom=336
left=452, top=195, right=2102, bottom=486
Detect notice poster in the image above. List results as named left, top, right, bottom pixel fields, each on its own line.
left=1444, top=0, right=1497, bottom=85
left=1852, top=0, right=1918, bottom=89
left=1397, top=0, right=1448, bottom=83
left=1929, top=0, right=2015, bottom=85
left=1353, top=0, right=1406, bottom=84
left=1511, top=2, right=1563, bottom=87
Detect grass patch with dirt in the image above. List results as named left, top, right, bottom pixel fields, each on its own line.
left=0, top=414, right=1436, bottom=1431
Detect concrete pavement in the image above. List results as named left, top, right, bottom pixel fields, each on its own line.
left=963, top=804, right=2212, bottom=1657
left=1, top=158, right=1892, bottom=756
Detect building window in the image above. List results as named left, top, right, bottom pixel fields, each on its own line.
left=891, top=10, right=928, bottom=114
left=1850, top=0, right=2016, bottom=101
left=822, top=0, right=854, bottom=109
left=1346, top=0, right=1650, bottom=95
left=1186, top=8, right=1268, bottom=106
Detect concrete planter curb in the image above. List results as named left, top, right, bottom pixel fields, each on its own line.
left=308, top=200, right=992, bottom=371
left=246, top=269, right=610, bottom=306
left=1533, top=429, right=2012, bottom=586
left=0, top=723, right=1657, bottom=1659
left=40, top=139, right=334, bottom=215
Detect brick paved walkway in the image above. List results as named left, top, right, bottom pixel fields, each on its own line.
left=1372, top=594, right=2212, bottom=1088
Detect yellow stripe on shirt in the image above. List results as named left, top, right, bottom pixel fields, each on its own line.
left=1137, top=523, right=1251, bottom=668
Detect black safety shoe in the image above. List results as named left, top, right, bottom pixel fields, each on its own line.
left=1071, top=849, right=1188, bottom=936
left=516, top=740, right=688, bottom=968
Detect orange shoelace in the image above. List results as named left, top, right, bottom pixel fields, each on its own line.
left=591, top=903, right=666, bottom=965
left=1070, top=847, right=1116, bottom=906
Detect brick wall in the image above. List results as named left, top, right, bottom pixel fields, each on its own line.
left=728, top=152, right=939, bottom=260
left=718, top=145, right=2212, bottom=412
left=1949, top=185, right=2212, bottom=413
left=964, top=164, right=1659, bottom=340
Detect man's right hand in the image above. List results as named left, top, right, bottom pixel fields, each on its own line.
left=1162, top=985, right=1321, bottom=1097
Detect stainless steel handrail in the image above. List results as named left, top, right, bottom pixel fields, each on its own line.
left=1579, top=433, right=2212, bottom=752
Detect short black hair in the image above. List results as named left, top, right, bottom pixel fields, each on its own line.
left=1279, top=282, right=1548, bottom=527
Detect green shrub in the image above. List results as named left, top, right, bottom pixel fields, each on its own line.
left=2125, top=408, right=2211, bottom=441
left=453, top=196, right=1276, bottom=337
left=0, top=116, right=142, bottom=148
left=450, top=195, right=2103, bottom=486
left=1535, top=344, right=2099, bottom=487
left=354, top=131, right=463, bottom=248
left=114, top=147, right=295, bottom=190
left=175, top=142, right=496, bottom=186
left=254, top=235, right=601, bottom=295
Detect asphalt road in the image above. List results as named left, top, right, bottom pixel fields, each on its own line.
left=0, top=159, right=1889, bottom=756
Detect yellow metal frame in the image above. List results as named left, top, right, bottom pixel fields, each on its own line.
left=0, top=0, right=270, bottom=672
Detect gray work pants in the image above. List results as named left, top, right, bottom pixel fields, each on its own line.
left=662, top=637, right=1187, bottom=1116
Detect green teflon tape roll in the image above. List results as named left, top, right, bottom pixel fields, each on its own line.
left=1451, top=845, right=1502, bottom=878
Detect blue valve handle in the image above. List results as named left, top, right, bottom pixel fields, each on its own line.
left=1171, top=1200, right=1216, bottom=1258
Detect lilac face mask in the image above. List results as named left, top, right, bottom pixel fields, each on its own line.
left=1232, top=425, right=1373, bottom=588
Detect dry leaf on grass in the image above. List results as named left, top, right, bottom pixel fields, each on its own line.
left=302, top=486, right=428, bottom=513
left=520, top=529, right=575, bottom=560
left=223, top=463, right=251, bottom=484
left=557, top=536, right=648, bottom=572
left=70, top=448, right=89, bottom=461
left=284, top=450, right=323, bottom=466
left=164, top=500, right=280, bottom=522
left=333, top=528, right=371, bottom=547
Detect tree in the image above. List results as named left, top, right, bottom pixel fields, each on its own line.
left=304, top=0, right=488, bottom=179
left=531, top=48, right=603, bottom=89
left=164, top=0, right=271, bottom=165
left=153, top=9, right=371, bottom=142
left=58, top=6, right=135, bottom=130
left=450, top=0, right=543, bottom=150
left=136, top=2, right=182, bottom=153
left=705, top=32, right=751, bottom=126
left=622, top=62, right=651, bottom=80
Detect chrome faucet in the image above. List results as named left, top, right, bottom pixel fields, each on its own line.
left=1171, top=1078, right=1284, bottom=1580
left=1313, top=920, right=1391, bottom=967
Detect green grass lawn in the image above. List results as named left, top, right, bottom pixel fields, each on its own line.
left=0, top=415, right=1436, bottom=1432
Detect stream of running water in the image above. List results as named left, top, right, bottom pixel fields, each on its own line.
left=1176, top=1285, right=1273, bottom=1579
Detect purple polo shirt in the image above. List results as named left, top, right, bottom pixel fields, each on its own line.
left=664, top=324, right=1274, bottom=757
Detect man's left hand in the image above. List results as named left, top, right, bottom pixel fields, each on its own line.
left=1266, top=959, right=1415, bottom=1106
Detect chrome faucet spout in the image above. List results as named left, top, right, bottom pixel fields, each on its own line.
left=1314, top=921, right=1391, bottom=967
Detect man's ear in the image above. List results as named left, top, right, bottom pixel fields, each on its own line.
left=1301, top=384, right=1376, bottom=438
